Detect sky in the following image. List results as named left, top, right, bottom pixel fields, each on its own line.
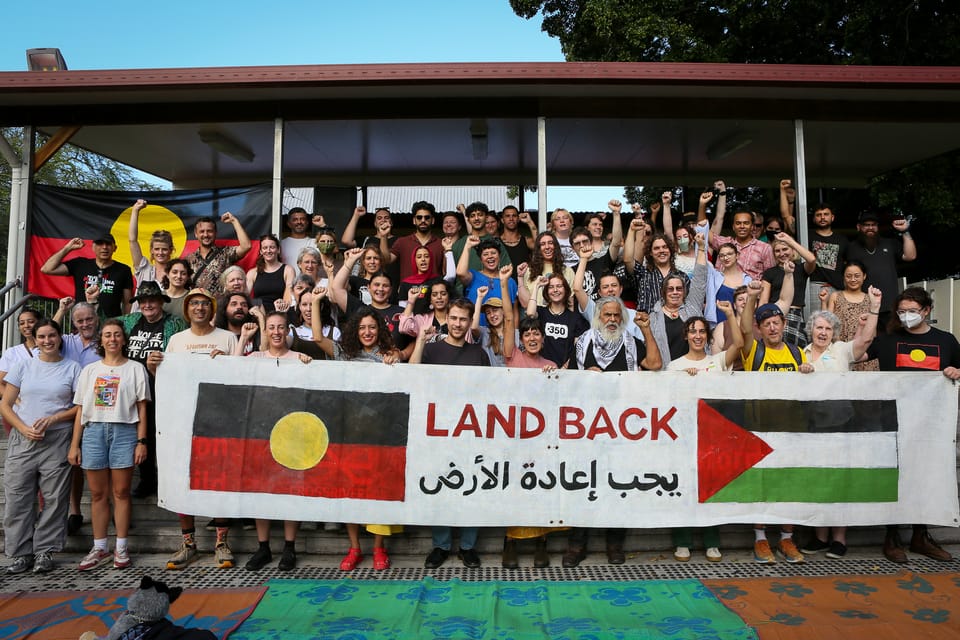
left=4, top=1, right=625, bottom=210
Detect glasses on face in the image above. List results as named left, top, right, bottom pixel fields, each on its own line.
left=753, top=223, right=763, bottom=228
left=414, top=215, right=432, bottom=221
left=666, top=286, right=685, bottom=292
left=898, top=306, right=923, bottom=313
left=188, top=299, right=212, bottom=308
left=718, top=252, right=736, bottom=258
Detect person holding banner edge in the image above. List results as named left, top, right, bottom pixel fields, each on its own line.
left=866, top=286, right=960, bottom=563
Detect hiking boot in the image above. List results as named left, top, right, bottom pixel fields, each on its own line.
left=340, top=548, right=363, bottom=571
left=753, top=539, right=776, bottom=564
left=79, top=546, right=112, bottom=571
left=7, top=555, right=33, bottom=574
left=245, top=546, right=272, bottom=571
left=606, top=544, right=625, bottom=565
left=674, top=546, right=691, bottom=562
left=424, top=547, right=448, bottom=569
left=113, top=547, right=131, bottom=569
left=458, top=548, right=481, bottom=568
left=502, top=538, right=519, bottom=569
left=910, top=531, right=953, bottom=561
left=801, top=537, right=829, bottom=554
left=562, top=546, right=586, bottom=568
left=215, top=542, right=235, bottom=568
left=706, top=547, right=723, bottom=562
left=883, top=532, right=908, bottom=564
left=778, top=538, right=804, bottom=563
left=278, top=547, right=297, bottom=571
left=166, top=543, right=199, bottom=570
left=33, top=551, right=54, bottom=574
left=533, top=537, right=550, bottom=568
left=826, top=541, right=847, bottom=559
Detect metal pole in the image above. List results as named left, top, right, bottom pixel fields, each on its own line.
left=537, top=117, right=547, bottom=233
left=2, top=127, right=31, bottom=350
left=271, top=117, right=284, bottom=236
left=793, top=120, right=809, bottom=248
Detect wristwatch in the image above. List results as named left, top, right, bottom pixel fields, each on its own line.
left=137, top=438, right=148, bottom=445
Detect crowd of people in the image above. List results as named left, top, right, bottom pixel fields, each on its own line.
left=2, top=181, right=958, bottom=576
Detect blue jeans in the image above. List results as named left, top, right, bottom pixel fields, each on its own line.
left=81, top=422, right=137, bottom=470
left=432, top=527, right=478, bottom=551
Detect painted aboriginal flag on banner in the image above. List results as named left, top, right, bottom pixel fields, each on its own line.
left=698, top=398, right=898, bottom=503
left=190, top=383, right=409, bottom=501
left=29, top=183, right=272, bottom=299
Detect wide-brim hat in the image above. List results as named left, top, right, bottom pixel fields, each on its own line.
left=132, top=281, right=170, bottom=303
left=183, top=288, right=217, bottom=316
left=481, top=297, right=503, bottom=308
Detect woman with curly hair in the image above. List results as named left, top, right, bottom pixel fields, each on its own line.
left=311, top=307, right=401, bottom=571
left=517, top=231, right=574, bottom=307
left=623, top=219, right=688, bottom=313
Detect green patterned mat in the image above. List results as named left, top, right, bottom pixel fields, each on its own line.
left=231, top=577, right=757, bottom=640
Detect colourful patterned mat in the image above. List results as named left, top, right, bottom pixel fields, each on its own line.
left=230, top=577, right=757, bottom=639
left=704, top=573, right=960, bottom=639
left=0, top=586, right=265, bottom=640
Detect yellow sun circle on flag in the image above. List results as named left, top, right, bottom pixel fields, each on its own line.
left=270, top=412, right=329, bottom=471
left=110, top=204, right=188, bottom=268
left=910, top=349, right=927, bottom=363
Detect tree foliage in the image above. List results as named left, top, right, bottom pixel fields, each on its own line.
left=0, top=127, right=159, bottom=279
left=510, top=0, right=960, bottom=65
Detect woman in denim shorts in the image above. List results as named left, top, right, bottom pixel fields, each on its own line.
left=69, top=319, right=150, bottom=571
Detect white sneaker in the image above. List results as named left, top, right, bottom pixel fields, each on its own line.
left=706, top=547, right=723, bottom=562
left=674, top=546, right=691, bottom=562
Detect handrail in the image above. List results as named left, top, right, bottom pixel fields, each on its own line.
left=0, top=294, right=34, bottom=324
left=0, top=278, right=21, bottom=299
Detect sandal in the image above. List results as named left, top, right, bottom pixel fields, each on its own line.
left=373, top=547, right=390, bottom=571
left=339, top=548, right=363, bottom=571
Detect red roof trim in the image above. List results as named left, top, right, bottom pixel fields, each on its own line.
left=1, top=62, right=958, bottom=90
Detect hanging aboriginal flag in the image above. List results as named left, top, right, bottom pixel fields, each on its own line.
left=190, top=383, right=409, bottom=501
left=29, top=184, right=272, bottom=299
left=698, top=398, right=899, bottom=503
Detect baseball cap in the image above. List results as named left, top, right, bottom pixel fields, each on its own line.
left=754, top=303, right=784, bottom=324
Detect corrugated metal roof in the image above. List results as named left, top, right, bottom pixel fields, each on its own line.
left=282, top=186, right=519, bottom=215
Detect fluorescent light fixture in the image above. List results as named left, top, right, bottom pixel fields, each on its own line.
left=198, top=129, right=255, bottom=163
left=26, top=48, right=67, bottom=72
left=706, top=132, right=753, bottom=161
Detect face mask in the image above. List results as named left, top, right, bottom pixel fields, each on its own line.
left=677, top=237, right=690, bottom=252
left=317, top=242, right=336, bottom=254
left=898, top=310, right=923, bottom=329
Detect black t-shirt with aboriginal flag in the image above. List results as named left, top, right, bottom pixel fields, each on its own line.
left=867, top=327, right=960, bottom=372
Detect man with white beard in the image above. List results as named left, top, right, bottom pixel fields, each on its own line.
left=574, top=297, right=660, bottom=373
left=564, top=296, right=661, bottom=567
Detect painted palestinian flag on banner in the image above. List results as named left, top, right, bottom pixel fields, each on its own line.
left=190, top=383, right=409, bottom=501
left=698, top=398, right=898, bottom=503
left=29, top=184, right=271, bottom=299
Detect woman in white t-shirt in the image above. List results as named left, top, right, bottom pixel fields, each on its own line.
left=665, top=302, right=742, bottom=564
left=666, top=301, right=742, bottom=375
left=69, top=319, right=150, bottom=571
left=799, top=287, right=881, bottom=560
left=2, top=318, right=81, bottom=574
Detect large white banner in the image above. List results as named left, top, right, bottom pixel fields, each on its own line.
left=156, top=353, right=960, bottom=527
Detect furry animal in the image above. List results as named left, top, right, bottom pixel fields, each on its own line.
left=79, top=576, right=216, bottom=640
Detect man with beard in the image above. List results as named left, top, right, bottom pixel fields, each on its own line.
left=215, top=292, right=258, bottom=355
left=185, top=213, right=252, bottom=296
left=573, top=267, right=645, bottom=341
left=807, top=203, right=849, bottom=294
left=410, top=298, right=489, bottom=568
left=156, top=289, right=236, bottom=570
left=844, top=211, right=915, bottom=330
left=699, top=184, right=775, bottom=280
left=117, top=282, right=187, bottom=499
left=41, top=233, right=134, bottom=318
left=565, top=297, right=661, bottom=567
left=498, top=206, right=536, bottom=273
left=385, top=201, right=445, bottom=281
left=280, top=207, right=315, bottom=277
